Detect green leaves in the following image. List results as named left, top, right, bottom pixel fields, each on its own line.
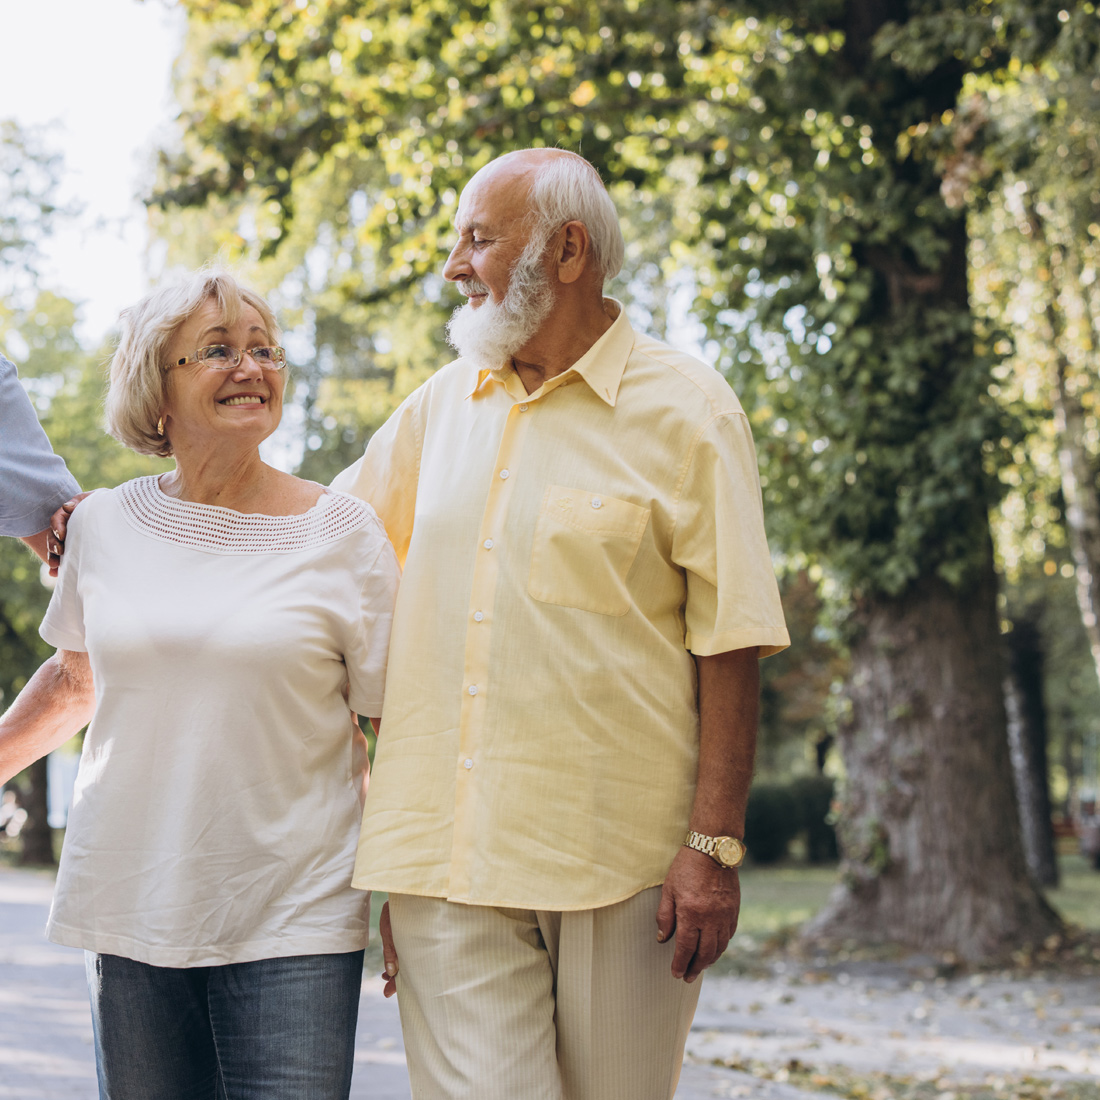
left=151, top=0, right=1091, bottom=597
left=0, top=122, right=65, bottom=307
left=0, top=294, right=171, bottom=711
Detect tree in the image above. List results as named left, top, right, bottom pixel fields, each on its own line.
left=968, top=31, right=1100, bottom=827
left=0, top=120, right=64, bottom=306
left=757, top=570, right=848, bottom=779
left=1004, top=614, right=1059, bottom=886
left=0, top=120, right=68, bottom=866
left=706, top=0, right=1068, bottom=958
left=151, top=0, right=1087, bottom=957
left=149, top=153, right=451, bottom=485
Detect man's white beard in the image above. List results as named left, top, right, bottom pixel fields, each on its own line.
left=446, top=241, right=556, bottom=369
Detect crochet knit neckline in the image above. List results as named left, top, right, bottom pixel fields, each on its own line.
left=116, top=475, right=373, bottom=554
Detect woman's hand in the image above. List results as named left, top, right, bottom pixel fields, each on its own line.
left=47, top=493, right=93, bottom=577
left=379, top=899, right=399, bottom=998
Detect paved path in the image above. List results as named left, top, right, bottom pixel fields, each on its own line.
left=0, top=867, right=409, bottom=1100
left=0, top=866, right=799, bottom=1099
left=687, top=962, right=1100, bottom=1088
left=4, top=866, right=1099, bottom=1099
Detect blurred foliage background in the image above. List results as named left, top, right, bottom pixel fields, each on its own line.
left=3, top=0, right=1100, bottom=952
left=150, top=0, right=1100, bottom=817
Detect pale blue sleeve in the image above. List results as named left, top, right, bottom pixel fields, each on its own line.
left=0, top=353, right=81, bottom=537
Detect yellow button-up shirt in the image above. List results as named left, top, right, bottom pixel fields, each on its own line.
left=333, top=302, right=789, bottom=910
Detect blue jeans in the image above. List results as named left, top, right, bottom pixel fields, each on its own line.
left=85, top=950, right=364, bottom=1100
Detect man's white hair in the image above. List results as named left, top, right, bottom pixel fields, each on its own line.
left=525, top=155, right=625, bottom=282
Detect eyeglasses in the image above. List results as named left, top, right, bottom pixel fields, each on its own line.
left=169, top=345, right=288, bottom=371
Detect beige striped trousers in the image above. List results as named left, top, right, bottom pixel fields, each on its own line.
left=388, top=887, right=702, bottom=1100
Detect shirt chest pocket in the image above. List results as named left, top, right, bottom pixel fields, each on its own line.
left=527, top=485, right=651, bottom=616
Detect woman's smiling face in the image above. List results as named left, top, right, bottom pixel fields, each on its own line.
left=161, top=298, right=285, bottom=450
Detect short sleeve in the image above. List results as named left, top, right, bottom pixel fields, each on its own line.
left=344, top=531, right=401, bottom=717
left=672, top=412, right=789, bottom=658
left=331, top=392, right=423, bottom=568
left=0, top=354, right=81, bottom=536
left=39, top=496, right=92, bottom=653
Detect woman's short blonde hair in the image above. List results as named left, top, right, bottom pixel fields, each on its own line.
left=105, top=269, right=281, bottom=457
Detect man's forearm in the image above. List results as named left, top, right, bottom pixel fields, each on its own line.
left=690, top=647, right=760, bottom=838
left=656, top=646, right=760, bottom=981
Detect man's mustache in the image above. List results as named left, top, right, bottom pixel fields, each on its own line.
left=458, top=279, right=491, bottom=298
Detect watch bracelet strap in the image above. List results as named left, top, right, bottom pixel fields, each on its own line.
left=685, top=829, right=721, bottom=855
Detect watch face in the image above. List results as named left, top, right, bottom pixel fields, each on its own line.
left=716, top=837, right=745, bottom=867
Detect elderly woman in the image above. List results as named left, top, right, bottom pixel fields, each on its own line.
left=0, top=271, right=399, bottom=1100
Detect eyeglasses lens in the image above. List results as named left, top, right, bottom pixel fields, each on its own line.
left=196, top=346, right=286, bottom=370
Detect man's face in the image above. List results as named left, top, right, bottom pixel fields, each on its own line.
left=442, top=168, right=557, bottom=368
left=442, top=168, right=533, bottom=305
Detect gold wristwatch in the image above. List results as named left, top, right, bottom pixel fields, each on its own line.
left=684, top=830, right=746, bottom=868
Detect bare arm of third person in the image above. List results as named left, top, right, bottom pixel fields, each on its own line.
left=20, top=528, right=51, bottom=564
left=0, top=650, right=95, bottom=784
left=655, top=645, right=759, bottom=982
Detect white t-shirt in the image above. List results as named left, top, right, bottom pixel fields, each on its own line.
left=40, top=475, right=400, bottom=967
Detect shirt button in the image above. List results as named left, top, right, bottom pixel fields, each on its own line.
left=591, top=498, right=603, bottom=509
left=468, top=685, right=478, bottom=696
left=473, top=611, right=484, bottom=622
left=519, top=404, right=529, bottom=412
left=463, top=758, right=474, bottom=770
left=483, top=538, right=494, bottom=549
left=499, top=469, right=509, bottom=480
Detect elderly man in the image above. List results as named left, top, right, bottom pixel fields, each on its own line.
left=334, top=148, right=789, bottom=1099
left=1, top=353, right=80, bottom=562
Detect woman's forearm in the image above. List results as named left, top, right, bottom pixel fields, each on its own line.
left=0, top=650, right=95, bottom=784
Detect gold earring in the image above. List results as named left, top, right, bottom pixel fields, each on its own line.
left=157, top=415, right=166, bottom=436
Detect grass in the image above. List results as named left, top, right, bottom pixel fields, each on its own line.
left=5, top=840, right=1099, bottom=965
left=732, top=851, right=1100, bottom=941
left=736, top=862, right=839, bottom=937
left=1045, top=851, right=1100, bottom=930
left=363, top=855, right=1100, bottom=980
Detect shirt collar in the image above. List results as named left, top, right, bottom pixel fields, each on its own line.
left=466, top=299, right=633, bottom=406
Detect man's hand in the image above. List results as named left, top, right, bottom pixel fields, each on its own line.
left=46, top=493, right=92, bottom=577
left=379, top=899, right=399, bottom=998
left=656, top=646, right=758, bottom=983
left=655, top=846, right=741, bottom=983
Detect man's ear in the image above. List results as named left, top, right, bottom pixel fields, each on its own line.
left=554, top=221, right=591, bottom=285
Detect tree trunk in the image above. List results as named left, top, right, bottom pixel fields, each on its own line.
left=805, top=562, right=1061, bottom=960
left=1061, top=729, right=1080, bottom=819
left=1004, top=619, right=1059, bottom=888
left=797, top=0, right=1062, bottom=960
left=1025, top=205, right=1100, bottom=695
left=1050, top=317, right=1100, bottom=680
left=16, top=757, right=55, bottom=867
